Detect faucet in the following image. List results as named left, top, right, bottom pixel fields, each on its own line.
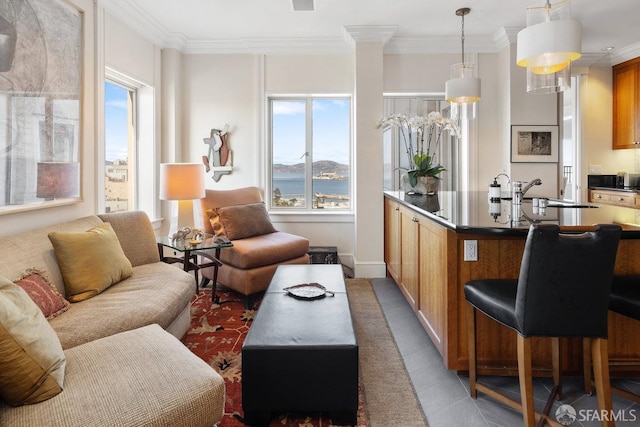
left=512, top=178, right=542, bottom=205
left=522, top=178, right=542, bottom=196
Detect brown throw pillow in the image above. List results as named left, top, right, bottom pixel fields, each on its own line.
left=48, top=222, right=133, bottom=302
left=14, top=269, right=70, bottom=319
left=0, top=276, right=66, bottom=406
left=216, top=202, right=276, bottom=240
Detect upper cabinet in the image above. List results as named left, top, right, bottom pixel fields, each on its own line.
left=613, top=57, right=640, bottom=149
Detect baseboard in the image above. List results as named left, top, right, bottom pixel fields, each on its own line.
left=352, top=258, right=387, bottom=278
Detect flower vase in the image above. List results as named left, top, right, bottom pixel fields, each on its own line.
left=420, top=176, right=440, bottom=195
left=402, top=173, right=427, bottom=195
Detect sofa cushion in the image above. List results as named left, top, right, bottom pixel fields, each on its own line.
left=48, top=223, right=133, bottom=302
left=220, top=231, right=309, bottom=269
left=13, top=269, right=70, bottom=319
left=49, top=262, right=195, bottom=349
left=0, top=215, right=104, bottom=298
left=208, top=202, right=276, bottom=240
left=0, top=276, right=66, bottom=406
left=0, top=324, right=225, bottom=426
left=98, top=211, right=160, bottom=267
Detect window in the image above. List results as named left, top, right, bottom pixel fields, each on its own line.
left=382, top=96, right=457, bottom=192
left=269, top=96, right=351, bottom=210
left=104, top=80, right=136, bottom=213
left=101, top=69, right=155, bottom=219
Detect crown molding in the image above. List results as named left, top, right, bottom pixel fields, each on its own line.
left=97, top=2, right=640, bottom=62
left=342, top=25, right=398, bottom=44
left=99, top=0, right=179, bottom=48
left=610, top=41, right=640, bottom=65
left=183, top=38, right=351, bottom=55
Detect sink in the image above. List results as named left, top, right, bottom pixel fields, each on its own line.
left=545, top=203, right=599, bottom=209
left=500, top=197, right=598, bottom=208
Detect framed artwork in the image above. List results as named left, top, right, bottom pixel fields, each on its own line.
left=510, top=125, right=559, bottom=163
left=0, top=0, right=83, bottom=214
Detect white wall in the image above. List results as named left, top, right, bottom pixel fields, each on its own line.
left=181, top=54, right=259, bottom=187
left=104, top=14, right=157, bottom=85
left=508, top=44, right=559, bottom=197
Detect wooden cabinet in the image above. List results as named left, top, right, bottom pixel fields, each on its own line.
left=384, top=193, right=640, bottom=377
left=383, top=198, right=401, bottom=282
left=589, top=189, right=636, bottom=208
left=399, top=205, right=419, bottom=308
left=613, top=57, right=640, bottom=149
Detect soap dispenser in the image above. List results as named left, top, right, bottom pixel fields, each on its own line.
left=489, top=178, right=501, bottom=200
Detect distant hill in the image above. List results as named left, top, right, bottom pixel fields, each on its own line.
left=273, top=160, right=349, bottom=175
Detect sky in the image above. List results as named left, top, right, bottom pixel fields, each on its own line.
left=272, top=98, right=350, bottom=165
left=104, top=82, right=129, bottom=162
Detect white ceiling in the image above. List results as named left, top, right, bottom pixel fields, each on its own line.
left=101, top=0, right=640, bottom=65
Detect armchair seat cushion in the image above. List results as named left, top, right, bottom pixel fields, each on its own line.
left=221, top=231, right=309, bottom=270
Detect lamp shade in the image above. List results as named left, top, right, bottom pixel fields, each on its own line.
left=445, top=64, right=481, bottom=104
left=159, top=163, right=206, bottom=200
left=516, top=0, right=581, bottom=94
left=36, top=162, right=80, bottom=199
left=517, top=19, right=581, bottom=74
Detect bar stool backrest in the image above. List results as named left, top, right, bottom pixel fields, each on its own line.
left=515, top=224, right=621, bottom=338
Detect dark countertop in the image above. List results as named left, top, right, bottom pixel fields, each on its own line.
left=384, top=190, right=640, bottom=238
left=590, top=186, right=640, bottom=193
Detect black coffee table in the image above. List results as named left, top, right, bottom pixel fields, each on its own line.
left=242, top=264, right=358, bottom=426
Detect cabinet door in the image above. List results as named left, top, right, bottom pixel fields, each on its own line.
left=384, top=199, right=401, bottom=282
left=399, top=206, right=419, bottom=309
left=613, top=60, right=640, bottom=149
left=418, top=219, right=447, bottom=354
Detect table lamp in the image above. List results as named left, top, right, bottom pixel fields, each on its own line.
left=36, top=162, right=80, bottom=200
left=159, top=163, right=206, bottom=237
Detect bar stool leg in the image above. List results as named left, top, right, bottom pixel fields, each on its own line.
left=584, top=337, right=593, bottom=395
left=591, top=338, right=614, bottom=427
left=517, top=335, right=536, bottom=426
left=552, top=337, right=563, bottom=400
left=466, top=304, right=477, bottom=398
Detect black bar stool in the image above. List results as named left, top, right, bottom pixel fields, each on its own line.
left=465, top=224, right=621, bottom=427
left=585, top=275, right=640, bottom=403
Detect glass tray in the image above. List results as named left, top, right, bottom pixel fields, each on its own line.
left=282, top=283, right=335, bottom=300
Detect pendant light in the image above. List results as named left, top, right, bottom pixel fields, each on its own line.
left=445, top=7, right=481, bottom=121
left=516, top=0, right=582, bottom=94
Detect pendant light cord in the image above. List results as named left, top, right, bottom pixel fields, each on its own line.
left=460, top=11, right=465, bottom=65
left=456, top=8, right=470, bottom=70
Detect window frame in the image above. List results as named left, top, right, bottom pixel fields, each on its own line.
left=266, top=94, right=353, bottom=214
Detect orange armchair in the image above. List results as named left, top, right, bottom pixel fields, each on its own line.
left=199, top=187, right=309, bottom=302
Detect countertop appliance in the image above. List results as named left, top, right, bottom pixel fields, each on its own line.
left=588, top=174, right=617, bottom=189
left=618, top=172, right=640, bottom=189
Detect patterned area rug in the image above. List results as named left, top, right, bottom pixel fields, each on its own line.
left=183, top=279, right=426, bottom=427
left=183, top=287, right=366, bottom=427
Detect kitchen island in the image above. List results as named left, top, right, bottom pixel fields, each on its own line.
left=384, top=190, right=640, bottom=376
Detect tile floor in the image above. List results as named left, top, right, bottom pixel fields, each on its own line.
left=370, top=277, right=640, bottom=427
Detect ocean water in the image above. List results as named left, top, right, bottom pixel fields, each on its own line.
left=272, top=172, right=349, bottom=199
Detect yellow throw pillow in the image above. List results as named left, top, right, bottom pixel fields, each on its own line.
left=48, top=223, right=133, bottom=302
left=0, top=275, right=66, bottom=406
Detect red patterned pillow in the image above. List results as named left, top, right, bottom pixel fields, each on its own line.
left=14, top=269, right=70, bottom=319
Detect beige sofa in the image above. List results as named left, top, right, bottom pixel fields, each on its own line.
left=0, top=211, right=224, bottom=426
left=199, top=187, right=310, bottom=301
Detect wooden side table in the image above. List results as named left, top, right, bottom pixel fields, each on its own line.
left=157, top=234, right=233, bottom=301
